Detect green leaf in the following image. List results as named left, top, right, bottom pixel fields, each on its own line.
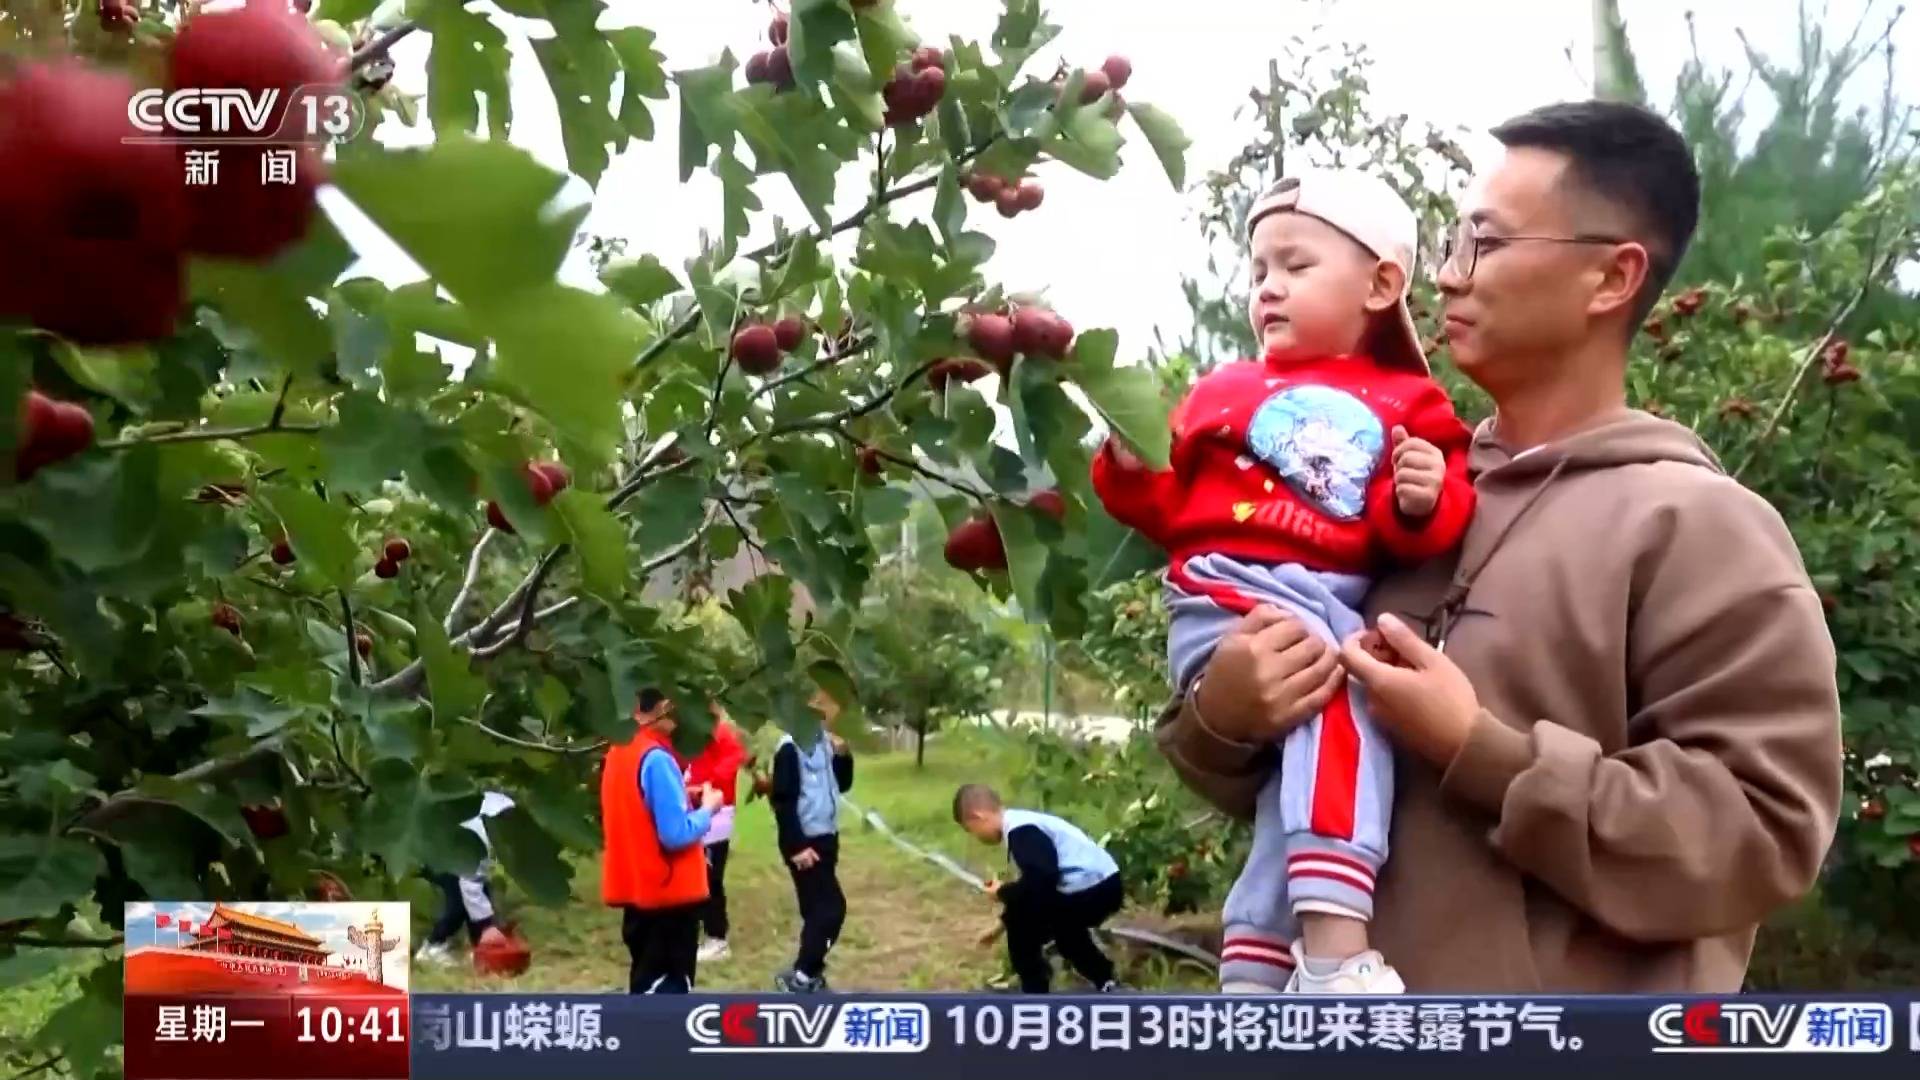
left=317, top=0, right=379, bottom=20
left=608, top=27, right=669, bottom=141
left=687, top=252, right=742, bottom=350
left=1085, top=504, right=1166, bottom=587
left=601, top=254, right=682, bottom=308
left=319, top=392, right=428, bottom=492
left=735, top=95, right=842, bottom=229
left=356, top=759, right=487, bottom=876
left=1842, top=650, right=1886, bottom=683
left=1128, top=102, right=1191, bottom=190
left=261, top=486, right=359, bottom=590
left=632, top=472, right=709, bottom=551
left=789, top=0, right=858, bottom=86
left=730, top=574, right=797, bottom=669
left=328, top=294, right=390, bottom=390
left=531, top=27, right=621, bottom=187
left=188, top=217, right=354, bottom=376
left=1045, top=103, right=1124, bottom=180
left=103, top=804, right=207, bottom=901
left=485, top=284, right=648, bottom=468
left=553, top=488, right=629, bottom=604
left=989, top=501, right=1048, bottom=619
left=860, top=485, right=914, bottom=528
left=0, top=836, right=105, bottom=923
left=20, top=449, right=161, bottom=575
left=675, top=62, right=738, bottom=182
left=487, top=807, right=574, bottom=906
left=1071, top=331, right=1171, bottom=470
left=192, top=687, right=307, bottom=737
left=382, top=341, right=451, bottom=401
left=417, top=611, right=486, bottom=723
left=715, top=151, right=761, bottom=254
left=32, top=961, right=121, bottom=1079
left=854, top=0, right=911, bottom=96
left=50, top=342, right=159, bottom=412
left=376, top=280, right=487, bottom=347
left=331, top=139, right=586, bottom=306
left=525, top=765, right=601, bottom=850
left=424, top=0, right=512, bottom=137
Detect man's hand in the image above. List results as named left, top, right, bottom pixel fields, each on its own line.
left=1338, top=613, right=1480, bottom=768
left=1391, top=426, right=1445, bottom=518
left=1191, top=606, right=1345, bottom=744
left=699, top=785, right=723, bottom=813
left=790, top=847, right=820, bottom=870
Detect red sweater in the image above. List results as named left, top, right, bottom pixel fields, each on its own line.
left=1091, top=353, right=1474, bottom=575
left=684, top=720, right=748, bottom=807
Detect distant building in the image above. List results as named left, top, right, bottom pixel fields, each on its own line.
left=185, top=903, right=330, bottom=965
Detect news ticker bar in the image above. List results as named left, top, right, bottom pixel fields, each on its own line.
left=409, top=994, right=1913, bottom=1079
left=124, top=994, right=1920, bottom=1080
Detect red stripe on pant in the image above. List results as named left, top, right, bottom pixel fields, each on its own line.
left=1167, top=559, right=1258, bottom=615
left=1309, top=686, right=1359, bottom=840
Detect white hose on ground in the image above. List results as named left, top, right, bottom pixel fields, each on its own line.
left=841, top=798, right=1221, bottom=971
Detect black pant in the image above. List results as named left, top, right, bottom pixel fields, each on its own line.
left=784, top=834, right=845, bottom=978
left=621, top=903, right=702, bottom=993
left=1002, top=873, right=1124, bottom=993
left=703, top=841, right=730, bottom=940
left=425, top=871, right=493, bottom=946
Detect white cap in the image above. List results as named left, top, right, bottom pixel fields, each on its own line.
left=1246, top=169, right=1428, bottom=374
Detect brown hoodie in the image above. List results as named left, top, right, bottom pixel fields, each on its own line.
left=1158, top=410, right=1842, bottom=991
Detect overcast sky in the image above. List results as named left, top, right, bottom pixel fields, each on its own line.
left=325, top=0, right=1916, bottom=363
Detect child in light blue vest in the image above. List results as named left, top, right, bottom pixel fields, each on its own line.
left=955, top=784, right=1124, bottom=994
left=769, top=688, right=854, bottom=993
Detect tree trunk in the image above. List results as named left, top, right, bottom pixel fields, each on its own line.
left=915, top=719, right=927, bottom=768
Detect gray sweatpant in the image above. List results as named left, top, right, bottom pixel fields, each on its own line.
left=1167, top=554, right=1394, bottom=990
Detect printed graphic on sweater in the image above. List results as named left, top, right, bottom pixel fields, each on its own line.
left=1245, top=385, right=1385, bottom=521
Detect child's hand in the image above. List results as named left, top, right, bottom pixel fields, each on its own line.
left=1391, top=426, right=1445, bottom=517
left=982, top=878, right=1001, bottom=897
left=1104, top=436, right=1147, bottom=472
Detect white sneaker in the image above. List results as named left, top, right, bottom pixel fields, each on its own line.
left=1284, top=941, right=1404, bottom=994
left=697, top=938, right=731, bottom=963
left=414, top=941, right=457, bottom=967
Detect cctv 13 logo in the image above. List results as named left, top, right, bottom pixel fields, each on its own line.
left=1649, top=1001, right=1894, bottom=1053
left=686, top=1002, right=930, bottom=1054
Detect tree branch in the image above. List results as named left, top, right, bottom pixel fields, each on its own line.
left=830, top=426, right=993, bottom=501
left=1732, top=233, right=1902, bottom=480
left=757, top=357, right=942, bottom=445
left=71, top=738, right=287, bottom=833
left=471, top=548, right=566, bottom=659
left=444, top=530, right=497, bottom=636
left=267, top=373, right=294, bottom=430
left=351, top=21, right=417, bottom=71
left=329, top=716, right=369, bottom=794
left=101, top=421, right=326, bottom=450
left=5, top=1053, right=63, bottom=1080
left=3, top=933, right=122, bottom=949
left=750, top=333, right=878, bottom=402
left=339, top=590, right=362, bottom=686
left=467, top=696, right=607, bottom=755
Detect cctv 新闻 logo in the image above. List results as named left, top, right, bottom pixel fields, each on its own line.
left=126, top=85, right=361, bottom=144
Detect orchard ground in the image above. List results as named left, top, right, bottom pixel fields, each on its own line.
left=412, top=725, right=1216, bottom=994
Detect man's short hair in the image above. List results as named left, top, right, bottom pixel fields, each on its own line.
left=1490, top=100, right=1700, bottom=322
left=637, top=687, right=666, bottom=713
left=952, top=783, right=1001, bottom=822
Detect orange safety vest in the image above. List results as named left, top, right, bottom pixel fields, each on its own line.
left=600, top=727, right=711, bottom=910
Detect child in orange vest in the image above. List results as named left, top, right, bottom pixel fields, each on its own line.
left=600, top=688, right=722, bottom=993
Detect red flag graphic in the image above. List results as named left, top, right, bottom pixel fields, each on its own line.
left=179, top=920, right=193, bottom=933
left=218, top=927, right=232, bottom=940
left=155, top=913, right=171, bottom=928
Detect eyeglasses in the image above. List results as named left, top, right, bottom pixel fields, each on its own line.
left=1441, top=221, right=1629, bottom=279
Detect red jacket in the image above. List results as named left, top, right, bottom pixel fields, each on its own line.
left=685, top=720, right=748, bottom=807
left=599, top=727, right=710, bottom=910
left=1092, top=352, right=1474, bottom=576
